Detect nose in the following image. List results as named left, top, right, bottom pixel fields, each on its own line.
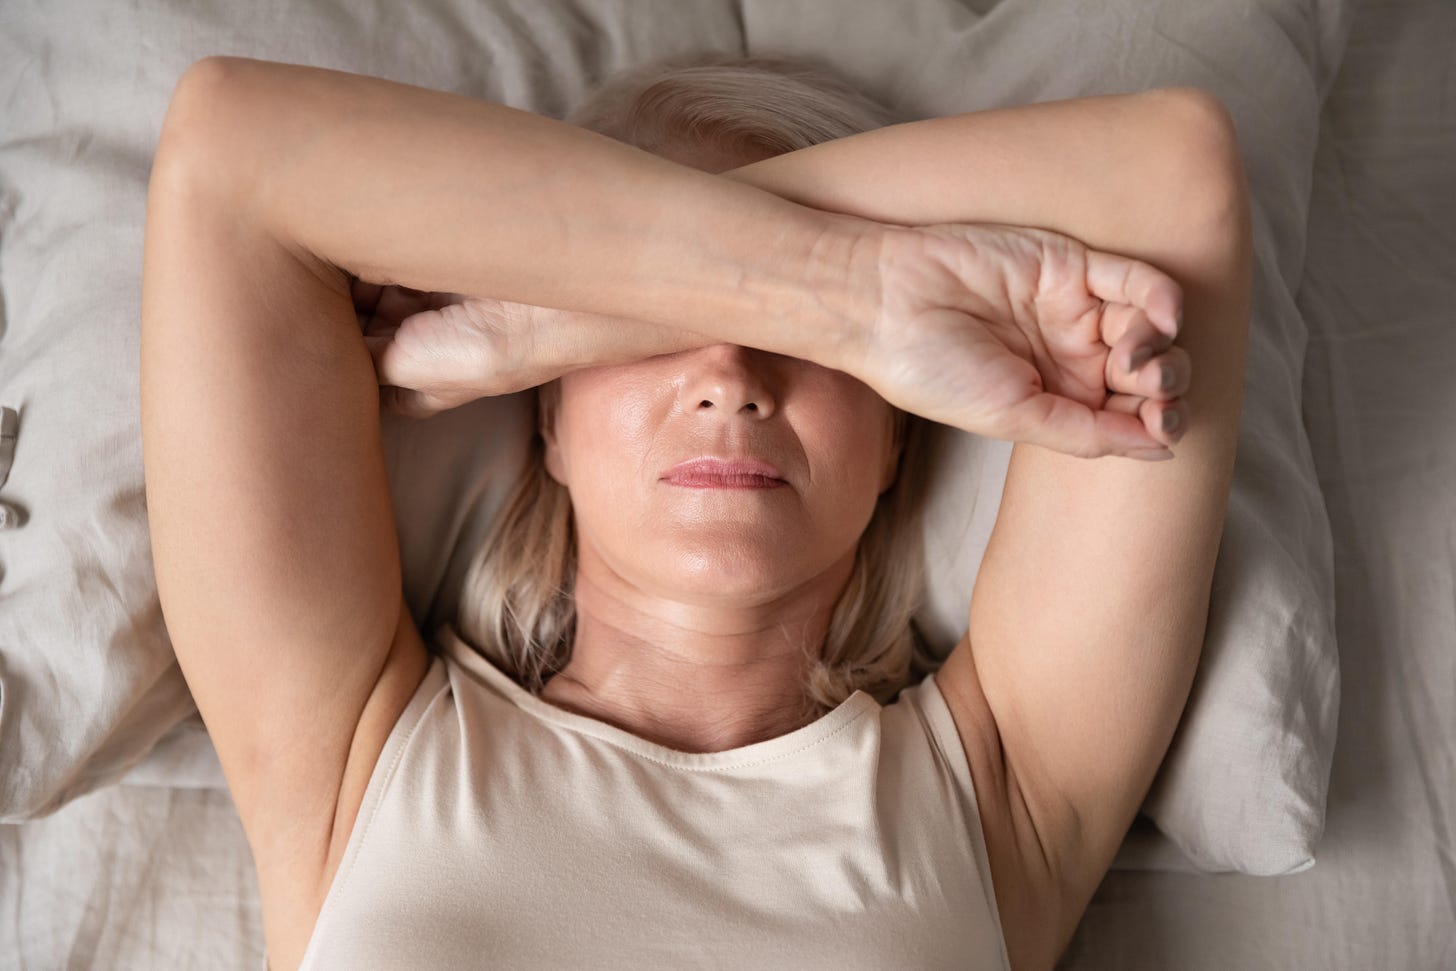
left=680, top=343, right=777, bottom=419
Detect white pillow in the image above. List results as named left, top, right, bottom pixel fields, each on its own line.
left=737, top=0, right=1351, bottom=874
left=0, top=0, right=746, bottom=819
left=0, top=0, right=1346, bottom=879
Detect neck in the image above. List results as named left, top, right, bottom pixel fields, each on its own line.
left=536, top=540, right=858, bottom=753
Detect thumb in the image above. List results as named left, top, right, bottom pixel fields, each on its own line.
left=363, top=331, right=414, bottom=390
left=1008, top=392, right=1173, bottom=461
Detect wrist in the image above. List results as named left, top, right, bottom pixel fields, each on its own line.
left=521, top=304, right=713, bottom=380
left=777, top=213, right=885, bottom=380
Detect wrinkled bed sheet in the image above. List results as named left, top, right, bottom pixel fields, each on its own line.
left=2, top=0, right=1453, bottom=967
left=1063, top=0, right=1456, bottom=965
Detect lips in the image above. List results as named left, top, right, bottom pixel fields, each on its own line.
left=661, top=457, right=787, bottom=489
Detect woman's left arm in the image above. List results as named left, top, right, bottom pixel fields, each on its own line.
left=140, top=56, right=874, bottom=962
left=154, top=56, right=875, bottom=360
left=142, top=54, right=874, bottom=758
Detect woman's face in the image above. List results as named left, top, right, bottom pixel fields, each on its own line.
left=540, top=343, right=902, bottom=605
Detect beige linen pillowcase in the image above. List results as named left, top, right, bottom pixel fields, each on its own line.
left=0, top=0, right=1345, bottom=882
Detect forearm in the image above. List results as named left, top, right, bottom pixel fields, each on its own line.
left=153, top=56, right=877, bottom=372
left=720, top=86, right=1234, bottom=266
left=525, top=88, right=1241, bottom=379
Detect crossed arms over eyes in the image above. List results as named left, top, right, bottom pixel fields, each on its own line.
left=143, top=56, right=1245, bottom=971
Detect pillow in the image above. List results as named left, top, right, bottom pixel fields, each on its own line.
left=0, top=0, right=1346, bottom=879
left=736, top=0, right=1352, bottom=874
left=0, top=0, right=747, bottom=820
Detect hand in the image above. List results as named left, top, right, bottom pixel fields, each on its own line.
left=349, top=279, right=710, bottom=418
left=861, top=223, right=1189, bottom=460
left=350, top=279, right=541, bottom=416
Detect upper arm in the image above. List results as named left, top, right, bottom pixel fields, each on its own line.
left=726, top=86, right=1250, bottom=968
left=925, top=96, right=1252, bottom=968
left=141, top=59, right=427, bottom=942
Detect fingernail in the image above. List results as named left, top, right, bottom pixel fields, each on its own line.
left=1128, top=448, right=1174, bottom=462
left=1162, top=409, right=1181, bottom=433
left=1160, top=365, right=1176, bottom=392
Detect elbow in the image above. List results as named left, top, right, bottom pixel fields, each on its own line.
left=1138, top=87, right=1253, bottom=305
left=150, top=58, right=234, bottom=197
left=159, top=56, right=238, bottom=147
left=1153, top=87, right=1251, bottom=247
left=149, top=56, right=270, bottom=220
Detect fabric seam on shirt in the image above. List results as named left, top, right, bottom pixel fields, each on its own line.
left=439, top=623, right=881, bottom=772
left=922, top=674, right=1013, bottom=970
left=541, top=699, right=878, bottom=773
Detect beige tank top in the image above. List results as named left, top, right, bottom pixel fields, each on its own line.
left=290, top=623, right=1011, bottom=970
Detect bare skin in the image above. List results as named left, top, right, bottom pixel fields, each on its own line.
left=357, top=231, right=1187, bottom=459
left=529, top=336, right=899, bottom=752
left=142, top=57, right=1244, bottom=971
left=350, top=151, right=1191, bottom=756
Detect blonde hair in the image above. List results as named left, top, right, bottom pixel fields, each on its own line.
left=456, top=50, right=939, bottom=718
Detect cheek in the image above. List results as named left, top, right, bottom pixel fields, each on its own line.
left=555, top=376, right=659, bottom=533
left=558, top=372, right=652, bottom=468
left=804, top=383, right=892, bottom=489
left=555, top=367, right=889, bottom=587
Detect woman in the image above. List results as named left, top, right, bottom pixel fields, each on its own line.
left=140, top=49, right=1249, bottom=971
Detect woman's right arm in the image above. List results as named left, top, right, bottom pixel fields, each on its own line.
left=455, top=88, right=1230, bottom=396
left=732, top=90, right=1250, bottom=970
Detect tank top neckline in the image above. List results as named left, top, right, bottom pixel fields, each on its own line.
left=431, top=622, right=883, bottom=773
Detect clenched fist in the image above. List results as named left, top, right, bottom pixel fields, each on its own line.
left=859, top=223, right=1188, bottom=460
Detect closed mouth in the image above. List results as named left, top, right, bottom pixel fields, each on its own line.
left=660, top=455, right=787, bottom=485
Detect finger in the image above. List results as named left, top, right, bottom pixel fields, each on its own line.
left=1103, top=392, right=1146, bottom=416
left=1095, top=301, right=1148, bottom=352
left=370, top=287, right=404, bottom=327
left=1006, top=392, right=1173, bottom=460
left=379, top=384, right=443, bottom=420
left=363, top=331, right=414, bottom=392
left=428, top=291, right=470, bottom=310
left=1107, top=326, right=1190, bottom=400
left=1104, top=308, right=1173, bottom=383
left=1128, top=346, right=1192, bottom=401
left=1085, top=250, right=1183, bottom=339
left=1142, top=395, right=1189, bottom=448
left=350, top=279, right=385, bottom=323
left=1109, top=392, right=1189, bottom=447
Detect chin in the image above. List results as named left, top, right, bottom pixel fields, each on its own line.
left=659, top=541, right=798, bottom=602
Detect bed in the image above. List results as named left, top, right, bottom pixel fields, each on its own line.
left=1060, top=1, right=1456, bottom=963
left=1, top=0, right=1452, bottom=967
